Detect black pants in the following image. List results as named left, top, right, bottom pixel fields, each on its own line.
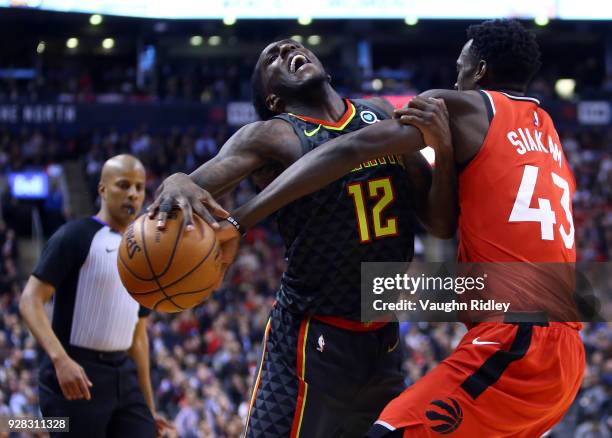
left=245, top=304, right=405, bottom=438
left=38, top=347, right=156, bottom=438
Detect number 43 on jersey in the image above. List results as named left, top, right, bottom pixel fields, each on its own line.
left=509, top=165, right=575, bottom=249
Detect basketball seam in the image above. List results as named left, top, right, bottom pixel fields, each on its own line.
left=140, top=217, right=184, bottom=311
left=117, top=218, right=184, bottom=282
left=119, top=251, right=157, bottom=282
left=127, top=235, right=219, bottom=295
left=130, top=281, right=216, bottom=297
left=152, top=282, right=216, bottom=310
left=156, top=218, right=185, bottom=278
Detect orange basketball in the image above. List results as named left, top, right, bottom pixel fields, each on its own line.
left=117, top=210, right=222, bottom=312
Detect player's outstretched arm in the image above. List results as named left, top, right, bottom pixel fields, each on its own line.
left=148, top=120, right=300, bottom=230
left=397, top=97, right=458, bottom=238
left=233, top=119, right=428, bottom=229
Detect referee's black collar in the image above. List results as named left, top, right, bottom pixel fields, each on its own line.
left=91, top=216, right=121, bottom=234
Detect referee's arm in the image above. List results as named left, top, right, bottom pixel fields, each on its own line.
left=20, top=276, right=93, bottom=400
left=128, top=316, right=154, bottom=412
left=128, top=312, right=174, bottom=435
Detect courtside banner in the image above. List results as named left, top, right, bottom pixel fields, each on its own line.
left=360, top=262, right=610, bottom=323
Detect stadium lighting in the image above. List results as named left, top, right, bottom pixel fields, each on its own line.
left=223, top=16, right=236, bottom=25
left=404, top=16, right=418, bottom=25
left=208, top=35, right=222, bottom=46
left=372, top=79, right=383, bottom=91
left=298, top=16, right=312, bottom=25
left=102, top=38, right=115, bottom=50
left=291, top=35, right=303, bottom=43
left=36, top=41, right=46, bottom=54
left=190, top=35, right=203, bottom=46
left=307, top=35, right=321, bottom=46
left=535, top=15, right=550, bottom=26
left=90, top=14, right=103, bottom=26
left=555, top=78, right=576, bottom=99
left=66, top=38, right=79, bottom=49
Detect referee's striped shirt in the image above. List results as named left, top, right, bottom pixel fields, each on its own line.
left=33, top=217, right=149, bottom=352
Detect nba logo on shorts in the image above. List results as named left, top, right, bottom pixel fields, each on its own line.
left=360, top=111, right=378, bottom=124
left=534, top=111, right=539, bottom=127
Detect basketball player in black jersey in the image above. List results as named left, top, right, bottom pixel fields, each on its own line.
left=149, top=39, right=455, bottom=437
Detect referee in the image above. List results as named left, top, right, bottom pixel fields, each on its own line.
left=20, top=154, right=172, bottom=437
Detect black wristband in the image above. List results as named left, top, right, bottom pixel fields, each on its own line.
left=225, top=216, right=246, bottom=236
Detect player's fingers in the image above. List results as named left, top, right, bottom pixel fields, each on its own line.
left=156, top=211, right=168, bottom=230
left=407, top=96, right=429, bottom=110
left=200, top=194, right=229, bottom=219
left=399, top=115, right=428, bottom=132
left=393, top=108, right=411, bottom=118
left=147, top=201, right=159, bottom=219
left=190, top=198, right=219, bottom=229
left=428, top=97, right=449, bottom=119
left=192, top=202, right=221, bottom=230
left=399, top=109, right=429, bottom=127
left=176, top=197, right=195, bottom=232
left=156, top=198, right=174, bottom=230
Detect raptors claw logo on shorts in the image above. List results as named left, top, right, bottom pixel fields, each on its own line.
left=425, top=397, right=463, bottom=435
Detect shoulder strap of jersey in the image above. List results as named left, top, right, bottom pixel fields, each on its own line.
left=271, top=113, right=311, bottom=156
left=477, top=90, right=496, bottom=123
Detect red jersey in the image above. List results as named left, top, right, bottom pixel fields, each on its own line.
left=458, top=91, right=576, bottom=263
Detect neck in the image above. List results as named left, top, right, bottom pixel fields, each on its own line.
left=484, top=83, right=526, bottom=96
left=284, top=83, right=346, bottom=121
left=96, top=208, right=127, bottom=234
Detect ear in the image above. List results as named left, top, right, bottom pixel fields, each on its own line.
left=475, top=60, right=487, bottom=84
left=265, top=94, right=282, bottom=114
left=98, top=182, right=106, bottom=200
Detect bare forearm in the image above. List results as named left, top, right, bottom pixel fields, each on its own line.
left=235, top=120, right=425, bottom=229
left=425, top=146, right=458, bottom=238
left=128, top=322, right=155, bottom=413
left=129, top=331, right=155, bottom=413
left=19, top=293, right=67, bottom=364
left=189, top=156, right=245, bottom=198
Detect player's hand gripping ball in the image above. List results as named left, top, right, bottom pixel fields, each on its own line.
left=117, top=209, right=224, bottom=312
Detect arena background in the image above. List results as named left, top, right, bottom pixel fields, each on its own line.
left=0, top=1, right=610, bottom=437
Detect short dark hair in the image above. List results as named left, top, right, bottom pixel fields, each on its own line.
left=251, top=63, right=277, bottom=121
left=467, top=19, right=542, bottom=88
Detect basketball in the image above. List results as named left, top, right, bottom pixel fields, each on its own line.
left=117, top=210, right=222, bottom=312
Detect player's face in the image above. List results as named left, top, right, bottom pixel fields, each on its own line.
left=100, top=167, right=146, bottom=226
left=455, top=39, right=480, bottom=91
left=257, top=39, right=328, bottom=100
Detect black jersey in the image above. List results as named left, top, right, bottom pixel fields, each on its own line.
left=274, top=98, right=415, bottom=319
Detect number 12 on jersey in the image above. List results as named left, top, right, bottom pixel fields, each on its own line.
left=347, top=177, right=398, bottom=243
left=509, top=165, right=575, bottom=249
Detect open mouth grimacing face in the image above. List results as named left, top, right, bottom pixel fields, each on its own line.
left=288, top=53, right=310, bottom=74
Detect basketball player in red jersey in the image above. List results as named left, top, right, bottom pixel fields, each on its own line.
left=215, top=19, right=584, bottom=437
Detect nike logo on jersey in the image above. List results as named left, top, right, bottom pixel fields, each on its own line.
left=106, top=247, right=118, bottom=253
left=304, top=125, right=322, bottom=137
left=472, top=337, right=500, bottom=346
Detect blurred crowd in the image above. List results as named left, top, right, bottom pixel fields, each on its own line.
left=0, top=114, right=610, bottom=437
left=1, top=51, right=609, bottom=104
